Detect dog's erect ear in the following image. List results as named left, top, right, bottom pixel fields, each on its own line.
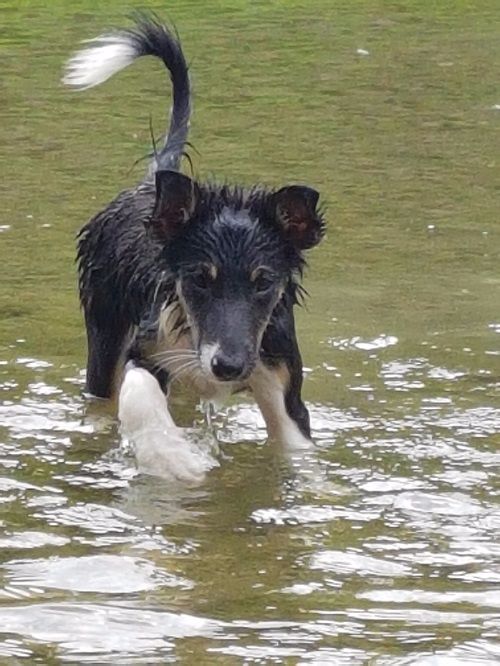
left=269, top=185, right=323, bottom=250
left=147, top=170, right=198, bottom=242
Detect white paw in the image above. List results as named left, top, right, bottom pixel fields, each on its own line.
left=128, top=427, right=218, bottom=484
left=283, top=431, right=315, bottom=450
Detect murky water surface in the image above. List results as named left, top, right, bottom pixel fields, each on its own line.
left=1, top=1, right=499, bottom=662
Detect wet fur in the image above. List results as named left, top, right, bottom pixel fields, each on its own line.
left=67, top=14, right=324, bottom=445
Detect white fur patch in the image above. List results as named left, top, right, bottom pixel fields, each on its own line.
left=199, top=343, right=219, bottom=375
left=62, top=34, right=139, bottom=90
left=118, top=364, right=218, bottom=483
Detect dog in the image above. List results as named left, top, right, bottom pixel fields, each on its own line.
left=63, top=14, right=325, bottom=452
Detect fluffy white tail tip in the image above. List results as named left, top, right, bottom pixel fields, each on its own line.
left=62, top=35, right=138, bottom=90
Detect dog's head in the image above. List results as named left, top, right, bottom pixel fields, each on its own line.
left=147, top=170, right=324, bottom=382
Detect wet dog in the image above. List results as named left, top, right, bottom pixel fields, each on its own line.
left=64, top=14, right=325, bottom=450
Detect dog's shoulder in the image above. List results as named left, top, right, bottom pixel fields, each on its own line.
left=81, top=182, right=156, bottom=235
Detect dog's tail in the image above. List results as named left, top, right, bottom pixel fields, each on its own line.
left=62, top=14, right=190, bottom=172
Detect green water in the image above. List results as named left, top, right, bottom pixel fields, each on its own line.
left=1, top=1, right=500, bottom=662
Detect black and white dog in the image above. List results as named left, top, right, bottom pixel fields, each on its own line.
left=64, top=15, right=325, bottom=452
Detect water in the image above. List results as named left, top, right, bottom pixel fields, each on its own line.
left=1, top=0, right=500, bottom=662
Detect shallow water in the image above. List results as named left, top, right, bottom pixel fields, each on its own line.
left=1, top=0, right=500, bottom=663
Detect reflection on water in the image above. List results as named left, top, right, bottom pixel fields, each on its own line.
left=1, top=0, right=500, bottom=662
left=1, top=341, right=499, bottom=662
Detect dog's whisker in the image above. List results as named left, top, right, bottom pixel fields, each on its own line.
left=168, top=358, right=199, bottom=375
left=151, top=350, right=198, bottom=361
left=168, top=360, right=200, bottom=384
left=150, top=347, right=197, bottom=357
left=169, top=367, right=199, bottom=382
left=156, top=357, right=200, bottom=371
left=157, top=355, right=198, bottom=363
left=151, top=346, right=196, bottom=353
left=151, top=352, right=198, bottom=364
left=156, top=356, right=197, bottom=373
left=151, top=347, right=197, bottom=355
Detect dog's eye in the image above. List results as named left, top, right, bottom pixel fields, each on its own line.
left=191, top=271, right=210, bottom=290
left=254, top=273, right=275, bottom=294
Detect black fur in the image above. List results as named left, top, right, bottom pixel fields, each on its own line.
left=121, top=14, right=190, bottom=171
left=71, top=15, right=325, bottom=441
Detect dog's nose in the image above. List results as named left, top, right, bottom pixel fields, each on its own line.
left=211, top=354, right=245, bottom=381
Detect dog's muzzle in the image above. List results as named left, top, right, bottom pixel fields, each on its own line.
left=210, top=351, right=247, bottom=381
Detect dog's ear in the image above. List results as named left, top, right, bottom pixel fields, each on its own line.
left=269, top=185, right=324, bottom=250
left=147, top=170, right=199, bottom=242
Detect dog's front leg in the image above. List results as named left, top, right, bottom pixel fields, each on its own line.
left=118, top=362, right=177, bottom=432
left=250, top=359, right=313, bottom=450
left=118, top=362, right=215, bottom=482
